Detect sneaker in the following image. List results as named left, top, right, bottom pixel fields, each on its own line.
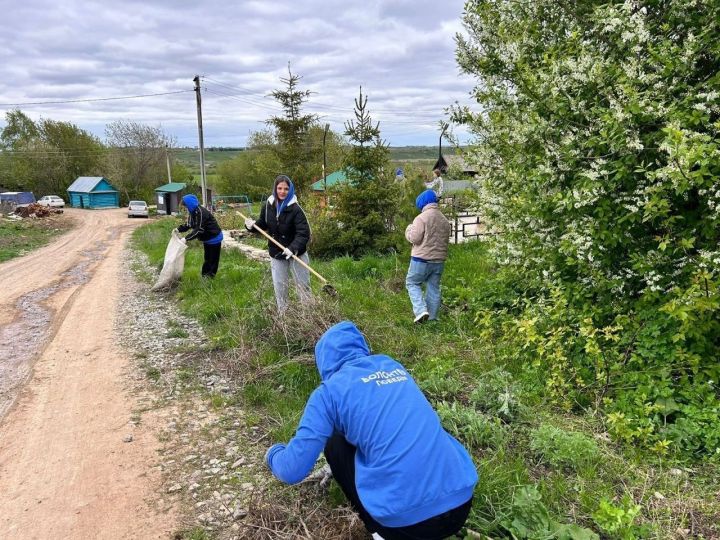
left=414, top=311, right=429, bottom=324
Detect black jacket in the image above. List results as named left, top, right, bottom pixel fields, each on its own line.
left=178, top=206, right=222, bottom=242
left=253, top=196, right=310, bottom=259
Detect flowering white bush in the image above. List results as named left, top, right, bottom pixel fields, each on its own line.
left=455, top=0, right=720, bottom=457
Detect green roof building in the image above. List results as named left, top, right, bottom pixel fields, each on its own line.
left=154, top=182, right=187, bottom=215
left=310, top=170, right=349, bottom=191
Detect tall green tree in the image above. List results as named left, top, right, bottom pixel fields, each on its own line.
left=0, top=110, right=104, bottom=194
left=216, top=125, right=346, bottom=201
left=104, top=120, right=175, bottom=203
left=266, top=65, right=319, bottom=192
left=456, top=0, right=720, bottom=456
left=313, top=87, right=401, bottom=257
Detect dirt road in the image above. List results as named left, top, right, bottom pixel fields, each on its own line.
left=0, top=208, right=176, bottom=539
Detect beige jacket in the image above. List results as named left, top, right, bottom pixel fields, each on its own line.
left=405, top=203, right=451, bottom=261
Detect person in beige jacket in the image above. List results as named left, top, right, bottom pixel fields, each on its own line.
left=405, top=190, right=452, bottom=323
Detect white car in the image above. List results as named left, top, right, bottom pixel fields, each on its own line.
left=37, top=195, right=65, bottom=208
left=128, top=200, right=149, bottom=218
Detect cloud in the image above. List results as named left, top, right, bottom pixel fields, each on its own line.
left=0, top=0, right=476, bottom=146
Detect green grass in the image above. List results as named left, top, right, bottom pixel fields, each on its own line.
left=131, top=220, right=720, bottom=538
left=0, top=214, right=74, bottom=262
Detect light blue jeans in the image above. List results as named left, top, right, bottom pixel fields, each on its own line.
left=405, top=259, right=445, bottom=320
left=270, top=252, right=311, bottom=311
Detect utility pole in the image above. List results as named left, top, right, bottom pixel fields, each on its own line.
left=193, top=75, right=208, bottom=206
left=165, top=145, right=173, bottom=184
left=322, top=123, right=329, bottom=201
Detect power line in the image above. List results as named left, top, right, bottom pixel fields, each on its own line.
left=205, top=87, right=444, bottom=129
left=201, top=75, right=448, bottom=119
left=0, top=90, right=193, bottom=107
left=203, top=87, right=283, bottom=112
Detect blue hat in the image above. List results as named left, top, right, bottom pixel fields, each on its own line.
left=415, top=189, right=438, bottom=210
left=182, top=194, right=199, bottom=212
left=395, top=168, right=404, bottom=176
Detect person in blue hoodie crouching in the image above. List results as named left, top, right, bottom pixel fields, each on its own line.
left=265, top=321, right=477, bottom=540
left=177, top=194, right=224, bottom=278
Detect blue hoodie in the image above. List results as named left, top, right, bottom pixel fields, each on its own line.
left=181, top=194, right=223, bottom=244
left=415, top=189, right=438, bottom=210
left=266, top=321, right=478, bottom=527
left=182, top=193, right=199, bottom=212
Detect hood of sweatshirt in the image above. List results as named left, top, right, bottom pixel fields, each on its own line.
left=314, top=321, right=371, bottom=381
left=182, top=194, right=199, bottom=212
left=415, top=189, right=438, bottom=210
left=268, top=178, right=296, bottom=216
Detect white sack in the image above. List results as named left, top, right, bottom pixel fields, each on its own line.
left=151, top=229, right=188, bottom=291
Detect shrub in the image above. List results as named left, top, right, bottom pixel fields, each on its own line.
left=456, top=0, right=720, bottom=458
left=469, top=368, right=523, bottom=422
left=529, top=424, right=601, bottom=472
left=436, top=401, right=505, bottom=450
left=592, top=496, right=645, bottom=539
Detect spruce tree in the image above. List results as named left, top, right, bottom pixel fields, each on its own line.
left=266, top=64, right=318, bottom=191
left=330, top=87, right=401, bottom=256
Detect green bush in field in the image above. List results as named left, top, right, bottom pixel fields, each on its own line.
left=311, top=88, right=403, bottom=258
left=500, top=486, right=598, bottom=540
left=530, top=424, right=601, bottom=472
left=456, top=0, right=720, bottom=458
left=592, top=496, right=646, bottom=539
left=436, top=401, right=506, bottom=451
left=469, top=368, right=523, bottom=422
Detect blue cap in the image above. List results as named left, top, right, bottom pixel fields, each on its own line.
left=182, top=194, right=199, bottom=212
left=415, top=189, right=438, bottom=210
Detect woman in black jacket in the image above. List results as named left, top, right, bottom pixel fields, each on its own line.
left=178, top=194, right=223, bottom=277
left=245, top=175, right=311, bottom=310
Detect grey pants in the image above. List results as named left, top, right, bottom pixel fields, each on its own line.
left=270, top=252, right=311, bottom=310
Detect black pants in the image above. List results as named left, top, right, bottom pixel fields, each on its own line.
left=324, top=433, right=472, bottom=540
left=202, top=242, right=221, bottom=277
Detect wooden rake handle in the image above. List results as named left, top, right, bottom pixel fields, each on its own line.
left=237, top=211, right=329, bottom=285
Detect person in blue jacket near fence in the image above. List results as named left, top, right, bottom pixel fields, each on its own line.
left=265, top=321, right=477, bottom=540
left=177, top=194, right=223, bottom=278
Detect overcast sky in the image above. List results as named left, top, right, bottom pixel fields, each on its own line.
left=0, top=0, right=478, bottom=148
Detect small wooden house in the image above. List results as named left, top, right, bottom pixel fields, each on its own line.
left=432, top=154, right=477, bottom=178
left=154, top=182, right=186, bottom=215
left=66, top=177, right=120, bottom=209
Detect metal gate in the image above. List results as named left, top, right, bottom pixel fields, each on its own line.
left=439, top=194, right=489, bottom=244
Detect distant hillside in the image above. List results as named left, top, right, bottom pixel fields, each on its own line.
left=172, top=146, right=463, bottom=174
left=172, top=148, right=244, bottom=174
left=389, top=146, right=441, bottom=160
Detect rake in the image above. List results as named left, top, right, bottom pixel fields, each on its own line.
left=237, top=211, right=337, bottom=297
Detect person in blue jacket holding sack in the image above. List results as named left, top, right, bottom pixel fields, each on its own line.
left=177, top=194, right=223, bottom=278
left=265, top=321, right=477, bottom=540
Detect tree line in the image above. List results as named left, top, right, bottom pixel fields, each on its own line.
left=0, top=111, right=193, bottom=204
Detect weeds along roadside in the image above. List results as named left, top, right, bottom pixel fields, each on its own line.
left=0, top=212, right=75, bottom=262
left=132, top=219, right=719, bottom=539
